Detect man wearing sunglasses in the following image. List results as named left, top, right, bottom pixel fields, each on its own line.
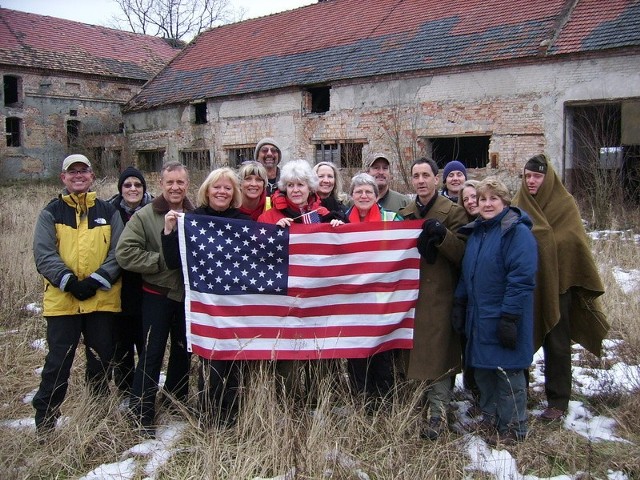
left=32, top=154, right=123, bottom=441
left=254, top=137, right=282, bottom=196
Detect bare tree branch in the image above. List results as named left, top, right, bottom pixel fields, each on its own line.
left=111, top=0, right=241, bottom=44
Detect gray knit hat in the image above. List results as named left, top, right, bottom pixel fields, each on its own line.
left=254, top=137, right=282, bottom=161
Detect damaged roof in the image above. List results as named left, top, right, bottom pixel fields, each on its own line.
left=125, top=0, right=640, bottom=111
left=0, top=8, right=180, bottom=81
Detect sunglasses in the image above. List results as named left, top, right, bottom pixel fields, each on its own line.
left=123, top=182, right=143, bottom=189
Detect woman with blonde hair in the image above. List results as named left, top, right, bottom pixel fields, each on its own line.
left=238, top=161, right=270, bottom=221
left=458, top=179, right=480, bottom=221
left=313, top=161, right=348, bottom=219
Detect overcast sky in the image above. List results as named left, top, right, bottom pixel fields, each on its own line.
left=1, top=0, right=317, bottom=30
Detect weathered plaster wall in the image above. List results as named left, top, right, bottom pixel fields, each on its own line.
left=0, top=69, right=141, bottom=180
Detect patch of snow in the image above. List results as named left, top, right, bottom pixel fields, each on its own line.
left=78, top=458, right=137, bottom=480
left=24, top=303, right=42, bottom=315
left=31, top=338, right=46, bottom=350
left=612, top=267, right=640, bottom=295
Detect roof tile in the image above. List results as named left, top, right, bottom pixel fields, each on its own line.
left=0, top=8, right=179, bottom=80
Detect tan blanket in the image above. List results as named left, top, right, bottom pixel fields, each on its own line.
left=512, top=157, right=609, bottom=355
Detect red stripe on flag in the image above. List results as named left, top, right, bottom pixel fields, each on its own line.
left=289, top=237, right=419, bottom=255
left=191, top=299, right=418, bottom=317
left=190, top=316, right=414, bottom=340
left=191, top=338, right=414, bottom=361
left=289, top=258, right=418, bottom=278
left=287, top=279, right=419, bottom=297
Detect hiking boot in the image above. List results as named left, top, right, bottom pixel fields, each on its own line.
left=420, top=417, right=447, bottom=441
left=539, top=407, right=565, bottom=421
left=466, top=418, right=496, bottom=436
left=35, top=409, right=59, bottom=444
left=485, top=429, right=522, bottom=447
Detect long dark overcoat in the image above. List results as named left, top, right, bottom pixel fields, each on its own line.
left=400, top=195, right=467, bottom=381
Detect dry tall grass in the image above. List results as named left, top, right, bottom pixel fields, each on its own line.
left=0, top=178, right=638, bottom=478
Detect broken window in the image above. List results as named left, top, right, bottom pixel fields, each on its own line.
left=67, top=120, right=81, bottom=148
left=194, top=102, right=207, bottom=124
left=137, top=149, right=165, bottom=172
left=3, top=75, right=21, bottom=106
left=306, top=86, right=331, bottom=114
left=5, top=117, right=21, bottom=147
left=315, top=141, right=363, bottom=169
left=227, top=147, right=254, bottom=167
left=180, top=149, right=211, bottom=171
left=424, top=136, right=491, bottom=170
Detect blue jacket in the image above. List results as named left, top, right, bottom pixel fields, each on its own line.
left=455, top=206, right=537, bottom=369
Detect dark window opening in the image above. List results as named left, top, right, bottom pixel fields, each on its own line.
left=181, top=150, right=211, bottom=171
left=308, top=86, right=331, bottom=114
left=227, top=147, right=254, bottom=167
left=194, top=103, right=207, bottom=124
left=3, top=75, right=20, bottom=106
left=315, top=142, right=363, bottom=169
left=67, top=120, right=81, bottom=148
left=5, top=117, right=21, bottom=147
left=97, top=149, right=122, bottom=176
left=69, top=109, right=78, bottom=117
left=567, top=103, right=638, bottom=206
left=426, top=136, right=490, bottom=171
left=138, top=150, right=165, bottom=172
left=570, top=104, right=622, bottom=171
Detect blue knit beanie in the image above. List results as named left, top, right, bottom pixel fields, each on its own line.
left=443, top=160, right=467, bottom=180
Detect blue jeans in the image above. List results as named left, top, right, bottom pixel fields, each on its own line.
left=129, top=292, right=190, bottom=427
left=33, top=313, right=113, bottom=428
left=474, top=368, right=527, bottom=437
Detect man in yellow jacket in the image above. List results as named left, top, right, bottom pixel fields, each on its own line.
left=32, top=154, right=123, bottom=439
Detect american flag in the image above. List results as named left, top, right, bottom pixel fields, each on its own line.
left=300, top=210, right=320, bottom=224
left=178, top=214, right=422, bottom=361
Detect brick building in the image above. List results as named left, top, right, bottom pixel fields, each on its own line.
left=122, top=0, right=640, bottom=194
left=0, top=8, right=179, bottom=180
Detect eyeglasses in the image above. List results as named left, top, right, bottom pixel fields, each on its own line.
left=123, top=182, right=143, bottom=189
left=260, top=147, right=278, bottom=154
left=65, top=169, right=91, bottom=175
left=352, top=189, right=376, bottom=197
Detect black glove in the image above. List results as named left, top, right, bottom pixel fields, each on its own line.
left=422, top=219, right=447, bottom=243
left=450, top=298, right=467, bottom=335
left=417, top=230, right=439, bottom=264
left=497, top=314, right=519, bottom=350
left=65, top=275, right=99, bottom=301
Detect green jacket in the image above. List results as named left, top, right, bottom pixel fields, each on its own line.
left=115, top=195, right=194, bottom=302
left=378, top=189, right=410, bottom=214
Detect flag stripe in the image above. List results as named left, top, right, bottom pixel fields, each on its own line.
left=189, top=316, right=415, bottom=340
left=190, top=329, right=413, bottom=353
left=288, top=258, right=418, bottom=278
left=191, top=299, right=417, bottom=317
left=191, top=338, right=414, bottom=361
left=189, top=288, right=418, bottom=310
